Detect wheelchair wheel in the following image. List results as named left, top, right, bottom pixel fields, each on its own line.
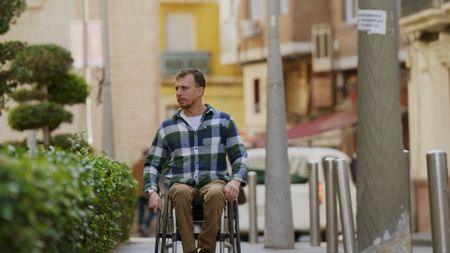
left=155, top=196, right=170, bottom=253
left=226, top=201, right=241, bottom=253
left=154, top=210, right=161, bottom=253
left=226, top=202, right=235, bottom=252
left=233, top=202, right=241, bottom=253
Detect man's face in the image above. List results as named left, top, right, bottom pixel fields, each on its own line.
left=175, top=74, right=203, bottom=109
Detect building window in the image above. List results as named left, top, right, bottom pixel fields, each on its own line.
left=253, top=78, right=261, bottom=113
left=344, top=0, right=358, bottom=23
left=166, top=13, right=195, bottom=51
left=312, top=23, right=331, bottom=59
left=280, top=0, right=289, bottom=14
left=249, top=0, right=263, bottom=20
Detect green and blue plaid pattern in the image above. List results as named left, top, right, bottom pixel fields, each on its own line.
left=144, top=105, right=248, bottom=193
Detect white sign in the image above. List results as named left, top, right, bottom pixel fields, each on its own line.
left=357, top=9, right=387, bottom=35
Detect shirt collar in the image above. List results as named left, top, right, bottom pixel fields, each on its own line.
left=172, top=104, right=215, bottom=120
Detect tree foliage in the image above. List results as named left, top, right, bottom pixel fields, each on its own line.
left=8, top=102, right=73, bottom=131
left=0, top=41, right=26, bottom=110
left=11, top=44, right=73, bottom=85
left=0, top=0, right=26, bottom=35
left=48, top=73, right=89, bottom=105
left=8, top=44, right=89, bottom=145
left=0, top=0, right=27, bottom=113
left=9, top=88, right=45, bottom=102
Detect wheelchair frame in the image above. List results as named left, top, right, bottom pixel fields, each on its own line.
left=154, top=192, right=242, bottom=253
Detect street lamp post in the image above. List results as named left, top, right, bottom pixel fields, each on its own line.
left=357, top=0, right=411, bottom=251
left=264, top=0, right=295, bottom=249
left=101, top=0, right=115, bottom=158
left=82, top=0, right=94, bottom=144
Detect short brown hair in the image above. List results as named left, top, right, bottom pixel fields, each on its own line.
left=176, top=68, right=206, bottom=88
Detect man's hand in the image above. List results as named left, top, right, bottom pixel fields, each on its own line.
left=224, top=179, right=241, bottom=202
left=148, top=192, right=162, bottom=213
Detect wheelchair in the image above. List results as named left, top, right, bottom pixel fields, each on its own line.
left=154, top=190, right=242, bottom=253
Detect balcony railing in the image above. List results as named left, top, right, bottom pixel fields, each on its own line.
left=401, top=0, right=443, bottom=17
left=161, top=51, right=209, bottom=77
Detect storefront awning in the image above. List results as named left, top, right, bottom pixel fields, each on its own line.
left=287, top=111, right=357, bottom=140
left=248, top=111, right=357, bottom=148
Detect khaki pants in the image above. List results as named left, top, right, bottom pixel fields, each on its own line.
left=169, top=180, right=225, bottom=253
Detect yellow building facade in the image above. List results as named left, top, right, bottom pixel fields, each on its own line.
left=158, top=1, right=244, bottom=129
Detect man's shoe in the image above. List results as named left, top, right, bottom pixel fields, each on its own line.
left=138, top=224, right=147, bottom=236
left=198, top=249, right=209, bottom=253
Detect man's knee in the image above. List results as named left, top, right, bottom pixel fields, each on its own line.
left=170, top=183, right=194, bottom=203
left=203, top=181, right=225, bottom=204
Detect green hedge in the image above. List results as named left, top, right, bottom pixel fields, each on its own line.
left=0, top=146, right=136, bottom=253
left=2, top=133, right=94, bottom=151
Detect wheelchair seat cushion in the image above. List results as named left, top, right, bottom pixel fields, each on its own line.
left=192, top=195, right=204, bottom=221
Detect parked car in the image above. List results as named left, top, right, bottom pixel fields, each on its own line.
left=238, top=147, right=357, bottom=236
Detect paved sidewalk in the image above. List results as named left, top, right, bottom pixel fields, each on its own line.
left=112, top=236, right=433, bottom=253
left=112, top=238, right=327, bottom=253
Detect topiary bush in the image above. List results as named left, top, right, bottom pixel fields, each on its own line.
left=8, top=102, right=73, bottom=131
left=8, top=44, right=89, bottom=147
left=0, top=143, right=136, bottom=253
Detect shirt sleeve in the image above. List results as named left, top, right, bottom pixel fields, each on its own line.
left=143, top=127, right=169, bottom=193
left=225, top=118, right=248, bottom=186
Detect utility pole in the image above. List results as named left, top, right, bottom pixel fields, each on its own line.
left=357, top=0, right=411, bottom=252
left=101, top=0, right=115, bottom=158
left=82, top=0, right=94, bottom=144
left=265, top=0, right=295, bottom=248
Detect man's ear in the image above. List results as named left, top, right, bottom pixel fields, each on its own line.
left=198, top=86, right=204, bottom=95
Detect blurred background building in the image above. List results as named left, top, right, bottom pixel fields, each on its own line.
left=158, top=0, right=244, bottom=128
left=400, top=0, right=450, bottom=232
left=227, top=0, right=408, bottom=155
left=0, top=0, right=85, bottom=142
left=0, top=0, right=161, bottom=166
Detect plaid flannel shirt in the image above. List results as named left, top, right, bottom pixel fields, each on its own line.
left=143, top=105, right=248, bottom=193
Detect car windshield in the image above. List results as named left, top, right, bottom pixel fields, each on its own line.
left=248, top=154, right=310, bottom=184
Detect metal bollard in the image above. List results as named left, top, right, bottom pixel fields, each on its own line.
left=404, top=150, right=416, bottom=232
left=426, top=151, right=450, bottom=253
left=323, top=157, right=338, bottom=253
left=335, top=159, right=356, bottom=253
left=308, top=161, right=321, bottom=246
left=248, top=171, right=258, bottom=243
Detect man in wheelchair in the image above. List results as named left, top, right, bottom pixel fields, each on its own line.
left=143, top=68, right=248, bottom=253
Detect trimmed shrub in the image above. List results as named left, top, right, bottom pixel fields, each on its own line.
left=0, top=145, right=136, bottom=253
left=79, top=153, right=136, bottom=252
left=8, top=102, right=73, bottom=131
left=1, top=133, right=92, bottom=152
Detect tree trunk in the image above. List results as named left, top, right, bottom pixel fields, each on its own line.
left=43, top=126, right=50, bottom=147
